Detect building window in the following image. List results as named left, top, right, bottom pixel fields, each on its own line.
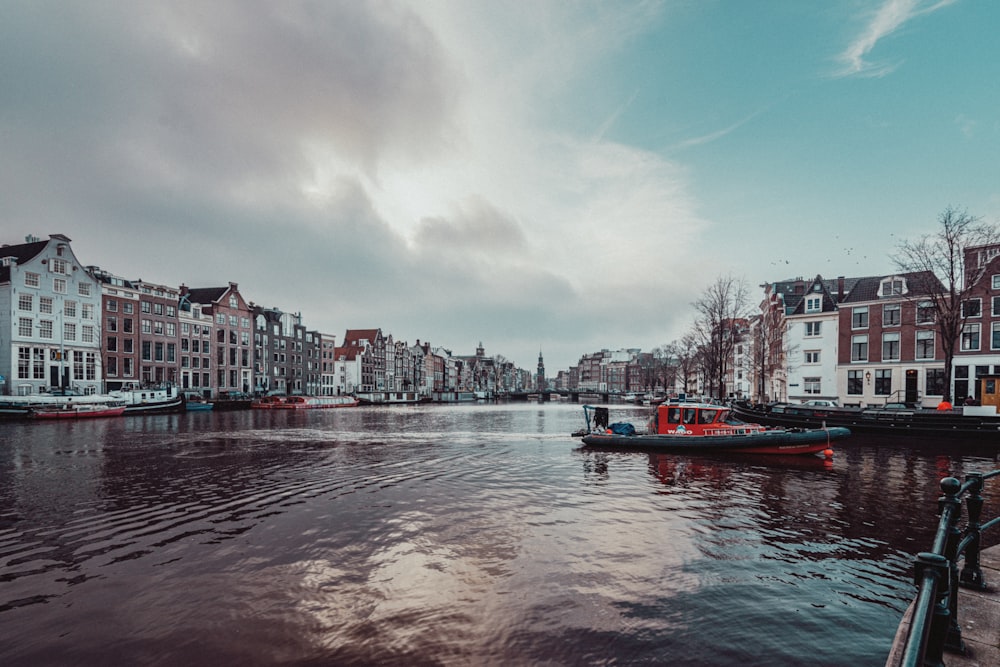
left=18, top=317, right=32, bottom=337
left=50, top=257, right=67, bottom=274
left=142, top=319, right=152, bottom=334
left=18, top=294, right=33, bottom=311
left=993, top=296, right=1000, bottom=317
left=141, top=301, right=151, bottom=314
left=18, top=347, right=30, bottom=379
left=53, top=278, right=66, bottom=294
left=40, top=297, right=53, bottom=314
left=962, top=323, right=981, bottom=351
left=123, top=318, right=133, bottom=333
left=107, top=299, right=118, bottom=312
left=123, top=339, right=133, bottom=353
left=882, top=332, right=900, bottom=361
left=875, top=369, right=892, bottom=395
left=78, top=283, right=91, bottom=297
left=123, top=301, right=134, bottom=314
left=804, top=350, right=820, bottom=364
left=107, top=356, right=118, bottom=376
left=926, top=368, right=945, bottom=396
left=852, top=306, right=868, bottom=329
left=803, top=377, right=821, bottom=394
left=82, top=303, right=93, bottom=320
left=916, top=330, right=935, bottom=359
left=39, top=320, right=53, bottom=339
left=805, top=321, right=821, bottom=337
left=123, top=358, right=133, bottom=377
left=107, top=337, right=118, bottom=352
left=848, top=370, right=863, bottom=395
left=81, top=326, right=94, bottom=343
left=142, top=341, right=152, bottom=361
left=64, top=323, right=76, bottom=341
left=962, top=299, right=982, bottom=318
left=881, top=278, right=904, bottom=296
left=25, top=272, right=40, bottom=287
left=64, top=300, right=77, bottom=318
left=883, top=303, right=901, bottom=327
left=29, top=348, right=43, bottom=379
left=993, top=275, right=1000, bottom=290
left=851, top=335, right=868, bottom=362
left=805, top=296, right=821, bottom=313
left=229, top=295, right=238, bottom=308
left=916, top=301, right=935, bottom=324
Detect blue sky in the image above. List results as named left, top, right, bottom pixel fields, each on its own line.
left=1, top=1, right=997, bottom=372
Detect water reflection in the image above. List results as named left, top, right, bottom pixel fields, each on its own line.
left=1, top=404, right=998, bottom=665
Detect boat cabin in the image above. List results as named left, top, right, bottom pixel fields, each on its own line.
left=652, top=402, right=763, bottom=436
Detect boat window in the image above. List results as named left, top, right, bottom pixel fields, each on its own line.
left=666, top=407, right=681, bottom=424
left=699, top=410, right=717, bottom=424
left=683, top=408, right=696, bottom=424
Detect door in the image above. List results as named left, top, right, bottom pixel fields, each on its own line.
left=905, top=369, right=919, bottom=404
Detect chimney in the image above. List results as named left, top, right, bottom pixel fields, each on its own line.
left=837, top=276, right=845, bottom=301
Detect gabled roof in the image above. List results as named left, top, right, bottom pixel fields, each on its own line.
left=0, top=238, right=50, bottom=283
left=774, top=275, right=865, bottom=315
left=344, top=328, right=381, bottom=346
left=839, top=270, right=942, bottom=304
left=184, top=287, right=229, bottom=304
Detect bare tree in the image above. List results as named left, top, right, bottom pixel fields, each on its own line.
left=893, top=207, right=1000, bottom=403
left=692, top=275, right=751, bottom=400
left=675, top=333, right=699, bottom=395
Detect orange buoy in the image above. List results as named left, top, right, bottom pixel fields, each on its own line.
left=823, top=448, right=834, bottom=459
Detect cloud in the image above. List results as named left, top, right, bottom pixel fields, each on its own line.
left=0, top=1, right=706, bottom=371
left=835, top=0, right=958, bottom=78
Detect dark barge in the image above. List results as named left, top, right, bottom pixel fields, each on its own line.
left=730, top=401, right=1000, bottom=439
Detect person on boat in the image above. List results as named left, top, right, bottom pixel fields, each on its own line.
left=964, top=395, right=979, bottom=406
left=937, top=400, right=953, bottom=411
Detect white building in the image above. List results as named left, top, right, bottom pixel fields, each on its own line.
left=783, top=276, right=844, bottom=404
left=0, top=234, right=103, bottom=396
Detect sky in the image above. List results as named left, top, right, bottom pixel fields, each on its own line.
left=2, top=0, right=998, bottom=373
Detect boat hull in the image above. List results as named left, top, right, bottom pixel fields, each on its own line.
left=31, top=405, right=127, bottom=419
left=580, top=427, right=849, bottom=455
left=252, top=396, right=359, bottom=409
left=731, top=402, right=1000, bottom=438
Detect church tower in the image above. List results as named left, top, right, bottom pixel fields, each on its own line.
left=536, top=350, right=546, bottom=392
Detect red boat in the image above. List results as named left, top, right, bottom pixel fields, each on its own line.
left=252, top=395, right=359, bottom=410
left=30, top=402, right=127, bottom=419
left=577, top=401, right=849, bottom=455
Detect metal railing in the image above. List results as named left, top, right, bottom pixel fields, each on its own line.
left=899, top=471, right=1000, bottom=667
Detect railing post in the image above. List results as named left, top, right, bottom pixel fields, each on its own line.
left=936, top=477, right=966, bottom=655
left=908, top=552, right=951, bottom=667
left=961, top=472, right=987, bottom=590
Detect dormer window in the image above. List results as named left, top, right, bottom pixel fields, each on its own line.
left=881, top=277, right=905, bottom=297
left=805, top=296, right=822, bottom=313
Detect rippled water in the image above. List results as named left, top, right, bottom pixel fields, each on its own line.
left=2, top=402, right=999, bottom=666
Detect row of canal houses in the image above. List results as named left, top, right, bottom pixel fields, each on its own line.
left=551, top=243, right=1000, bottom=409
left=758, top=243, right=1000, bottom=407
left=0, top=234, right=529, bottom=399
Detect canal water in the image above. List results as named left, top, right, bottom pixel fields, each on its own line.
left=2, top=402, right=998, bottom=666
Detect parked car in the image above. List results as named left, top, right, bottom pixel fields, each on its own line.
left=802, top=399, right=839, bottom=407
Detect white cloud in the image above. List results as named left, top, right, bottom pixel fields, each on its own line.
left=835, top=0, right=958, bottom=78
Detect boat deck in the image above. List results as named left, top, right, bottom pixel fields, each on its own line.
left=886, top=543, right=1000, bottom=666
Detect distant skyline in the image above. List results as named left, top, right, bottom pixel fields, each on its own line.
left=2, top=1, right=997, bottom=372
